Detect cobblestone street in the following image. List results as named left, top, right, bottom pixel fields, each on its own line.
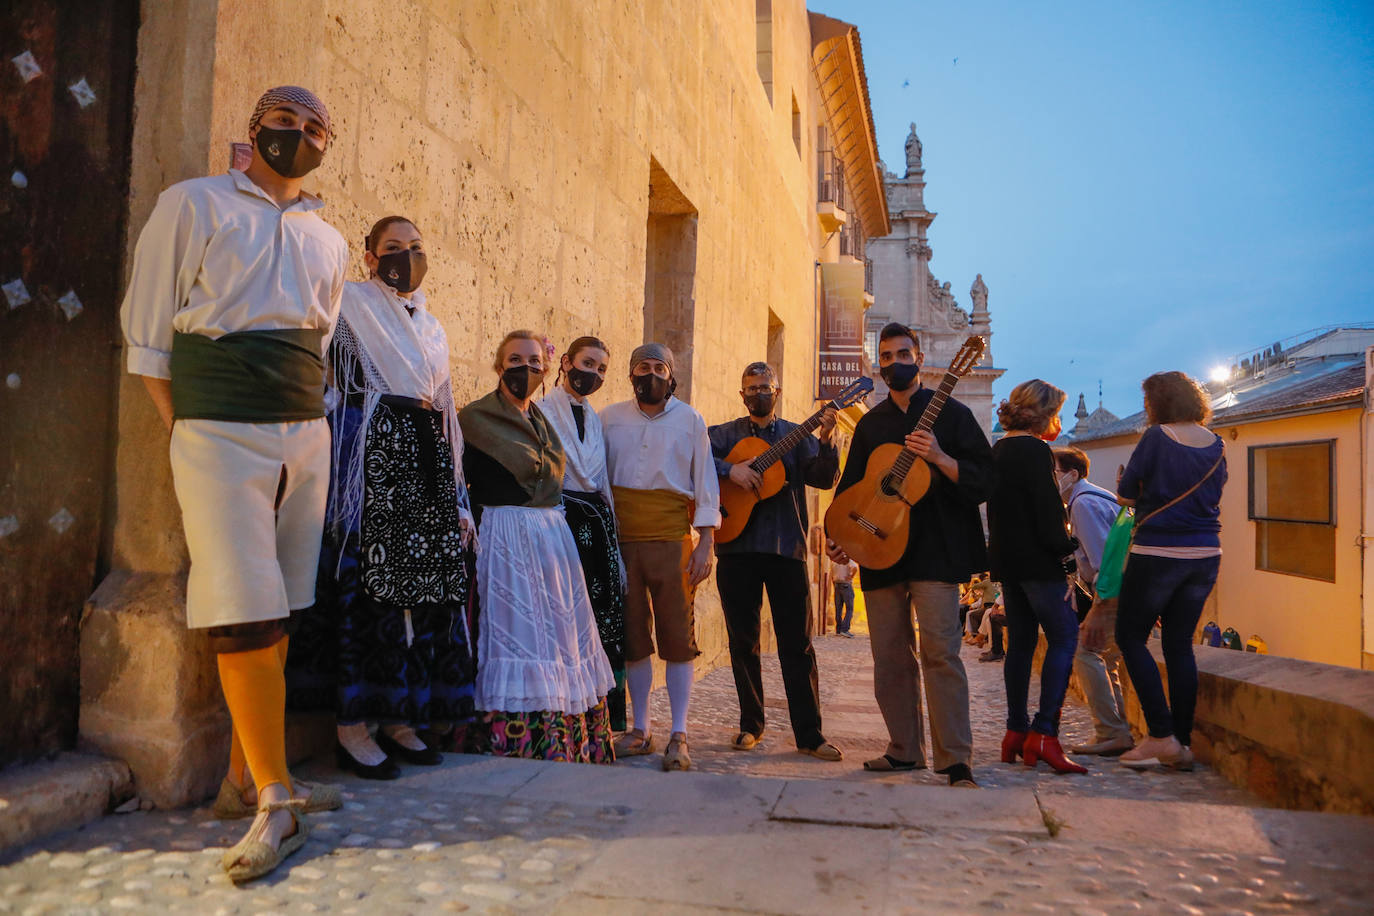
left=3, top=636, right=1372, bottom=914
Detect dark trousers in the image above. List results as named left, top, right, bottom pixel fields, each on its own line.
left=833, top=582, right=855, bottom=633
left=716, top=553, right=824, bottom=749
left=1116, top=553, right=1219, bottom=746
left=988, top=611, right=1005, bottom=655
left=1003, top=579, right=1078, bottom=736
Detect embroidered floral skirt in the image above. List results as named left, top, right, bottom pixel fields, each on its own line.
left=562, top=490, right=627, bottom=731
left=467, top=702, right=615, bottom=764
left=288, top=401, right=477, bottom=726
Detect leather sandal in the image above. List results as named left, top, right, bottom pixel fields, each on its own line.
left=613, top=728, right=654, bottom=757
left=799, top=741, right=843, bottom=762
left=212, top=777, right=342, bottom=820
left=863, top=754, right=923, bottom=772
left=662, top=732, right=691, bottom=771
left=222, top=799, right=311, bottom=884
left=730, top=731, right=761, bottom=751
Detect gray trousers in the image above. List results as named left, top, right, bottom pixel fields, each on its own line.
left=1073, top=596, right=1132, bottom=742
left=862, top=580, right=973, bottom=770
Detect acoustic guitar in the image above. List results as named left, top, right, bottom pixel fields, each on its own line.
left=824, top=336, right=986, bottom=570
left=716, top=376, right=874, bottom=544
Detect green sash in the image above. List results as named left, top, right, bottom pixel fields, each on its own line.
left=170, top=329, right=325, bottom=422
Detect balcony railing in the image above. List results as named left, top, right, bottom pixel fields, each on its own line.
left=864, top=257, right=874, bottom=295
left=839, top=216, right=865, bottom=261
left=817, top=149, right=846, bottom=211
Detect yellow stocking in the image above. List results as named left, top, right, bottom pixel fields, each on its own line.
left=226, top=636, right=290, bottom=789
left=217, top=645, right=292, bottom=796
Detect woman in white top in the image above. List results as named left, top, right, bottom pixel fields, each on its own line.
left=287, top=216, right=476, bottom=779
left=540, top=337, right=628, bottom=730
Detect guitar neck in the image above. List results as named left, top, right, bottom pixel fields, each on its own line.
left=889, top=372, right=958, bottom=480
left=750, top=403, right=832, bottom=472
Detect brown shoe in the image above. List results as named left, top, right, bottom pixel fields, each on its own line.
left=730, top=731, right=761, bottom=751
left=662, top=732, right=691, bottom=771
left=799, top=741, right=843, bottom=762
left=613, top=728, right=654, bottom=757
left=1070, top=736, right=1135, bottom=757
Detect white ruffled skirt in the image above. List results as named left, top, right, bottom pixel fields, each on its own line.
left=475, top=505, right=615, bottom=714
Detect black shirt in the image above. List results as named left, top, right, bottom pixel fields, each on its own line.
left=462, top=444, right=530, bottom=527
left=833, top=389, right=992, bottom=588
left=986, top=434, right=1076, bottom=582
left=709, top=416, right=839, bottom=561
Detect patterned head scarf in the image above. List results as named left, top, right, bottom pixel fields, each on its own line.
left=248, top=85, right=332, bottom=142
left=630, top=342, right=675, bottom=375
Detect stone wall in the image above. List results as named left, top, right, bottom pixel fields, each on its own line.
left=1053, top=640, right=1374, bottom=814
left=84, top=0, right=847, bottom=804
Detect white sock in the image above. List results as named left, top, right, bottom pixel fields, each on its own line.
left=381, top=723, right=427, bottom=751
left=338, top=722, right=387, bottom=766
left=666, top=661, right=693, bottom=735
left=627, top=657, right=654, bottom=734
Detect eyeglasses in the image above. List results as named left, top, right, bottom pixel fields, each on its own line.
left=742, top=386, right=775, bottom=395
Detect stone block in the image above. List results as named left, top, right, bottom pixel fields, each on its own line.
left=0, top=753, right=132, bottom=854
left=78, top=571, right=230, bottom=809
left=770, top=780, right=1044, bottom=834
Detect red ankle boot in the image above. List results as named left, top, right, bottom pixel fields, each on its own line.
left=1000, top=729, right=1028, bottom=764
left=1023, top=732, right=1087, bottom=774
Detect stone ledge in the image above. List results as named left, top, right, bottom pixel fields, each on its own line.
left=0, top=753, right=133, bottom=855
left=1057, top=637, right=1374, bottom=814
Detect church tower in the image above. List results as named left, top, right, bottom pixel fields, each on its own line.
left=866, top=123, right=1004, bottom=437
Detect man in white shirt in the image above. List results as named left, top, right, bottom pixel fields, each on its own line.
left=1054, top=447, right=1134, bottom=756
left=601, top=343, right=720, bottom=771
left=120, top=86, right=348, bottom=882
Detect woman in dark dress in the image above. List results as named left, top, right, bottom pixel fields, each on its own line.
left=539, top=336, right=628, bottom=730
left=288, top=216, right=476, bottom=778
left=987, top=379, right=1087, bottom=774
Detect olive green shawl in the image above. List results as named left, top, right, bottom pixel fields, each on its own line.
left=458, top=389, right=565, bottom=508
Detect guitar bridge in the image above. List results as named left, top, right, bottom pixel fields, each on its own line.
left=847, top=512, right=888, bottom=539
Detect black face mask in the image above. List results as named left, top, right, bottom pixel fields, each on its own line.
left=502, top=365, right=543, bottom=401
left=567, top=367, right=603, bottom=397
left=880, top=361, right=920, bottom=392
left=255, top=126, right=324, bottom=179
left=744, top=392, right=775, bottom=418
left=632, top=373, right=670, bottom=406
left=375, top=249, right=427, bottom=293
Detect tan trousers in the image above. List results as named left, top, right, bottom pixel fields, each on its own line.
left=863, top=579, right=972, bottom=770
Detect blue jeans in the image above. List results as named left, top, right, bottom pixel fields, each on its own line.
left=1003, top=579, right=1079, bottom=737
left=1115, top=553, right=1220, bottom=746
left=833, top=583, right=854, bottom=633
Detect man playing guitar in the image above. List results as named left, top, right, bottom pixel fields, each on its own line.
left=709, top=361, right=843, bottom=761
left=826, top=324, right=992, bottom=786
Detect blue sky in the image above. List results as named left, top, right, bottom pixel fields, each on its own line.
left=841, top=0, right=1374, bottom=417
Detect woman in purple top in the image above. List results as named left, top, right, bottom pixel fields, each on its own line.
left=1115, top=371, right=1227, bottom=771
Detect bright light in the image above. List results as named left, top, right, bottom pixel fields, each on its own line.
left=1209, top=365, right=1230, bottom=384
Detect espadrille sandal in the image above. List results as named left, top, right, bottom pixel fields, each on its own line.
left=212, top=777, right=342, bottom=820
left=222, top=799, right=311, bottom=884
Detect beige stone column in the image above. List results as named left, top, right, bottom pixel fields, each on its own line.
left=78, top=0, right=228, bottom=810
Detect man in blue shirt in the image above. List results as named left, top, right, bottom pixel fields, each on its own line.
left=709, top=362, right=842, bottom=760
left=1054, top=447, right=1134, bottom=756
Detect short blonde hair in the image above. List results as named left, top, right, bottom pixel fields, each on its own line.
left=997, top=379, right=1067, bottom=434
left=493, top=329, right=543, bottom=373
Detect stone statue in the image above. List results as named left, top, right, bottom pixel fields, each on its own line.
left=927, top=274, right=968, bottom=329
left=904, top=122, right=923, bottom=173
left=970, top=273, right=988, bottom=313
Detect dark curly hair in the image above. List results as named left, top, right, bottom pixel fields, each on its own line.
left=1142, top=371, right=1211, bottom=425
left=997, top=379, right=1067, bottom=434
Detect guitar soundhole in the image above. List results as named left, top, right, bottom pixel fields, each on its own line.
left=879, top=475, right=901, bottom=498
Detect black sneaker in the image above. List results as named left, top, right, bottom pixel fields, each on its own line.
left=937, top=763, right=978, bottom=788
